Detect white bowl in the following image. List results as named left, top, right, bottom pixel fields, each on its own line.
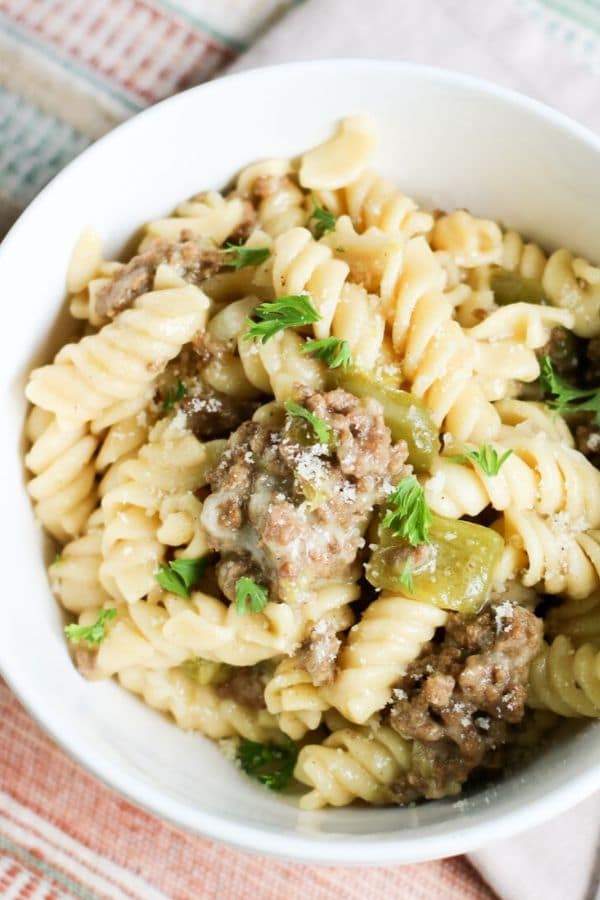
left=1, top=60, right=599, bottom=866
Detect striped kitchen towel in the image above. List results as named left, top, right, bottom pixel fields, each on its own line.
left=0, top=679, right=493, bottom=899
left=1, top=2, right=600, bottom=899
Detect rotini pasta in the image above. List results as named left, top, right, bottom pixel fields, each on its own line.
left=264, top=655, right=330, bottom=739
left=527, top=637, right=600, bottom=717
left=119, top=665, right=279, bottom=741
left=430, top=210, right=503, bottom=268
left=425, top=427, right=600, bottom=524
left=49, top=509, right=109, bottom=612
left=294, top=723, right=412, bottom=808
left=100, top=416, right=222, bottom=603
left=315, top=169, right=433, bottom=238
left=161, top=590, right=304, bottom=666
left=25, top=406, right=99, bottom=541
left=326, top=594, right=447, bottom=724
left=236, top=159, right=306, bottom=237
left=543, top=249, right=600, bottom=337
left=26, top=283, right=210, bottom=429
left=494, top=510, right=600, bottom=600
left=546, top=592, right=600, bottom=647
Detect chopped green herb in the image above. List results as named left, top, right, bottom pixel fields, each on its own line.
left=52, top=552, right=62, bottom=566
left=243, top=295, right=321, bottom=343
left=235, top=576, right=269, bottom=615
left=302, top=336, right=352, bottom=369
left=307, top=195, right=336, bottom=239
left=382, top=476, right=432, bottom=546
left=223, top=243, right=271, bottom=270
left=64, top=608, right=117, bottom=647
left=155, top=556, right=208, bottom=598
left=163, top=378, right=188, bottom=412
left=237, top=736, right=298, bottom=791
left=448, top=445, right=513, bottom=477
left=540, top=355, right=600, bottom=424
left=335, top=246, right=346, bottom=253
left=284, top=400, right=332, bottom=445
left=399, top=559, right=414, bottom=593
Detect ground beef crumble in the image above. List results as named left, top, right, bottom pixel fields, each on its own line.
left=387, top=603, right=543, bottom=803
left=181, top=392, right=259, bottom=440
left=157, top=348, right=260, bottom=439
left=215, top=665, right=267, bottom=710
left=95, top=238, right=224, bottom=319
left=200, top=387, right=409, bottom=602
left=299, top=620, right=341, bottom=686
left=536, top=326, right=579, bottom=379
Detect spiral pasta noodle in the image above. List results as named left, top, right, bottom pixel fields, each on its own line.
left=494, top=510, right=600, bottom=601
left=316, top=169, right=433, bottom=238
left=326, top=594, right=447, bottom=724
left=381, top=236, right=501, bottom=441
left=264, top=656, right=330, bottom=739
left=271, top=226, right=350, bottom=338
left=543, top=249, right=600, bottom=338
left=26, top=283, right=210, bottom=429
left=527, top=637, right=600, bottom=717
left=425, top=428, right=600, bottom=524
left=546, top=593, right=600, bottom=648
left=142, top=191, right=251, bottom=246
left=50, top=509, right=109, bottom=613
left=74, top=601, right=188, bottom=678
left=119, top=665, right=279, bottom=741
left=100, top=416, right=222, bottom=603
left=236, top=159, right=306, bottom=237
left=25, top=406, right=99, bottom=541
left=240, top=327, right=326, bottom=402
left=294, top=723, right=412, bottom=808
left=161, top=589, right=305, bottom=666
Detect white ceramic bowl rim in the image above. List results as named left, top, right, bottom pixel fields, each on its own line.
left=2, top=59, right=600, bottom=865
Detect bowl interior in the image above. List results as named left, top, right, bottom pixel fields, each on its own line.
left=1, top=60, right=599, bottom=864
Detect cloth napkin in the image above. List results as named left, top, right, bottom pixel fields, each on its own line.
left=1, top=2, right=599, bottom=898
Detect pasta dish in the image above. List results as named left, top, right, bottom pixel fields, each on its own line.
left=24, top=117, right=600, bottom=808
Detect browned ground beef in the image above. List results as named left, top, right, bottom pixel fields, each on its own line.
left=200, top=387, right=409, bottom=602
left=95, top=239, right=224, bottom=318
left=215, top=666, right=267, bottom=709
left=387, top=603, right=543, bottom=803
left=157, top=348, right=260, bottom=439
left=536, top=326, right=579, bottom=378
left=576, top=423, right=600, bottom=466
left=180, top=392, right=259, bottom=440
left=226, top=199, right=257, bottom=244
left=299, top=620, right=341, bottom=686
left=585, top=336, right=600, bottom=385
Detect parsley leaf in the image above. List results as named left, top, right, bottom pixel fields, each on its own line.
left=237, top=736, right=298, bottom=791
left=399, top=559, right=414, bottom=593
left=302, top=336, right=352, bottom=369
left=540, top=355, right=600, bottom=425
left=223, top=243, right=271, bottom=270
left=448, top=445, right=513, bottom=477
left=163, top=377, right=188, bottom=412
left=307, top=195, right=336, bottom=239
left=284, top=400, right=332, bottom=445
left=382, top=476, right=432, bottom=546
left=155, top=556, right=208, bottom=598
left=64, top=608, right=117, bottom=647
left=235, top=577, right=269, bottom=615
left=243, top=295, right=321, bottom=343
